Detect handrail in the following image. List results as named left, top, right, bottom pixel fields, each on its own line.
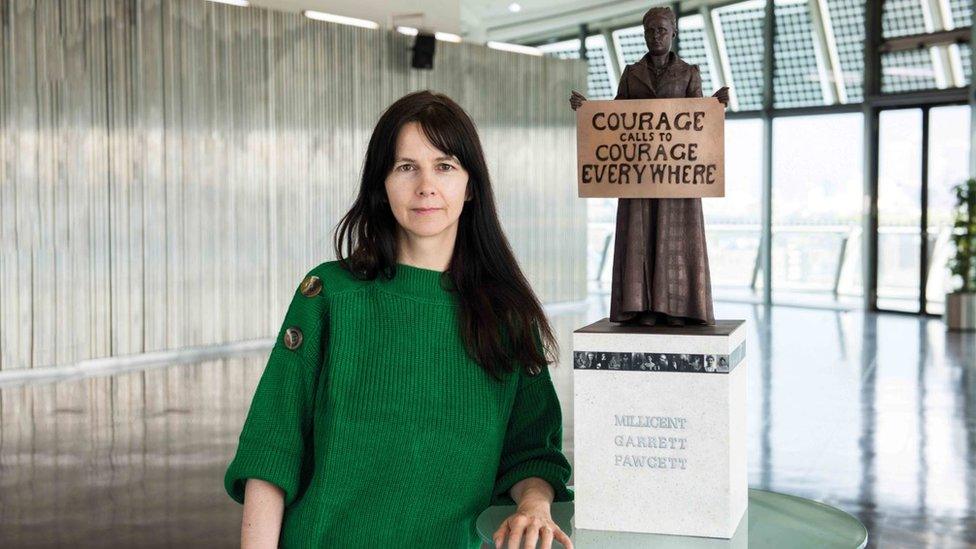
left=588, top=222, right=954, bottom=303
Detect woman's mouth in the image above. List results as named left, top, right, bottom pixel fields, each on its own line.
left=412, top=207, right=442, bottom=215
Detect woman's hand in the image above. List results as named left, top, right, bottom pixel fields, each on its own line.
left=493, top=499, right=573, bottom=549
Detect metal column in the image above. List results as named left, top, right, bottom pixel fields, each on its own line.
left=760, top=0, right=775, bottom=305
left=862, top=0, right=883, bottom=312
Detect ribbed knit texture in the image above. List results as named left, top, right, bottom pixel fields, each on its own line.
left=224, top=260, right=574, bottom=548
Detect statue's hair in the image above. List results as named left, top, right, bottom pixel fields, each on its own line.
left=642, top=6, right=677, bottom=30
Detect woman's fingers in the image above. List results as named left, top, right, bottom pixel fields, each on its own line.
left=538, top=525, right=554, bottom=548
left=520, top=520, right=541, bottom=549
left=552, top=526, right=573, bottom=548
left=505, top=514, right=529, bottom=548
left=492, top=519, right=510, bottom=548
left=495, top=511, right=572, bottom=548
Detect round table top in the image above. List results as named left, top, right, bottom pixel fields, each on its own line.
left=476, top=488, right=868, bottom=548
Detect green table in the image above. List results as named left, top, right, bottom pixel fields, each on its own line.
left=477, top=488, right=867, bottom=548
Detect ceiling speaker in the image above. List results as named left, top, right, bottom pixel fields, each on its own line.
left=411, top=33, right=436, bottom=70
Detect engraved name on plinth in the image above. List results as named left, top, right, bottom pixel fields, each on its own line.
left=572, top=319, right=747, bottom=539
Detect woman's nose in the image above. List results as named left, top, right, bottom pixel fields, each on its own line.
left=417, top=172, right=437, bottom=196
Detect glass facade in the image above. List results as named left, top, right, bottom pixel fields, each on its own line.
left=676, top=15, right=718, bottom=97
left=925, top=106, right=971, bottom=314
left=535, top=0, right=973, bottom=313
left=713, top=0, right=766, bottom=111
left=773, top=0, right=825, bottom=108
left=772, top=113, right=864, bottom=306
left=824, top=0, right=865, bottom=102
left=880, top=0, right=972, bottom=90
left=612, top=25, right=647, bottom=67
left=537, top=36, right=617, bottom=100
left=878, top=109, right=923, bottom=312
left=881, top=0, right=927, bottom=38
left=881, top=49, right=939, bottom=93
left=703, top=119, right=764, bottom=298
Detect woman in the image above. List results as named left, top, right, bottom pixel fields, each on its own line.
left=224, top=90, right=575, bottom=549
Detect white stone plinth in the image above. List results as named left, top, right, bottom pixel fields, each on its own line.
left=572, top=318, right=747, bottom=539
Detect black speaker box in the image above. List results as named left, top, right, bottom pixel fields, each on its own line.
left=411, top=33, right=436, bottom=69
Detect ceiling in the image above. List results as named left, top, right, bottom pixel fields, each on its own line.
left=232, top=0, right=726, bottom=43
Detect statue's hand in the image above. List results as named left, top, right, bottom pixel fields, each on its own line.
left=711, top=86, right=730, bottom=108
left=570, top=89, right=587, bottom=111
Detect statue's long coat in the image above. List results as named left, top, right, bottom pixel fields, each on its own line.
left=610, top=51, right=716, bottom=326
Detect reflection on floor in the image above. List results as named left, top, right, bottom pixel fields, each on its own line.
left=1, top=296, right=974, bottom=548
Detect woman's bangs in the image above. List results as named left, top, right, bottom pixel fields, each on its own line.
left=413, top=107, right=467, bottom=165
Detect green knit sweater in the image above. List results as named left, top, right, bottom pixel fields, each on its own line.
left=224, top=260, right=573, bottom=548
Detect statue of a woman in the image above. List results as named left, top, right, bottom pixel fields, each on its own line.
left=570, top=6, right=729, bottom=327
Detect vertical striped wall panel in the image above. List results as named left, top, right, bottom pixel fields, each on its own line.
left=0, top=0, right=588, bottom=372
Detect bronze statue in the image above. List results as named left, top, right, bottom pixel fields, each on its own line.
left=570, top=6, right=729, bottom=327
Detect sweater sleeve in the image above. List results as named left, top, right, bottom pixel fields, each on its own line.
left=490, top=352, right=574, bottom=506
left=223, top=268, right=329, bottom=507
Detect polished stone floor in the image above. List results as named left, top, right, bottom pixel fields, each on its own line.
left=0, top=296, right=974, bottom=548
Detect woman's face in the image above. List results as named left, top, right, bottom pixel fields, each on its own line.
left=385, top=121, right=470, bottom=243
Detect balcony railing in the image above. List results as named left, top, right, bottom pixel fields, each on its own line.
left=587, top=221, right=954, bottom=307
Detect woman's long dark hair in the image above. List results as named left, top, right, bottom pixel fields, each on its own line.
left=333, top=90, right=557, bottom=382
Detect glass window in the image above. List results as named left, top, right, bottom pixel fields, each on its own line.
left=587, top=197, right=617, bottom=292
left=713, top=0, right=766, bottom=111
left=703, top=119, right=765, bottom=300
left=881, top=0, right=927, bottom=38
left=824, top=0, right=865, bottom=103
left=881, top=49, right=939, bottom=93
left=959, top=43, right=972, bottom=86
left=677, top=14, right=719, bottom=97
left=948, top=0, right=973, bottom=27
left=773, top=0, right=826, bottom=108
left=771, top=113, right=864, bottom=306
left=538, top=35, right=617, bottom=100
left=925, top=105, right=971, bottom=315
left=879, top=0, right=968, bottom=92
left=947, top=0, right=972, bottom=86
left=612, top=25, right=646, bottom=67
left=877, top=108, right=922, bottom=312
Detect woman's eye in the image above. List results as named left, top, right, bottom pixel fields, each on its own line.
left=437, top=163, right=455, bottom=171
left=396, top=164, right=415, bottom=172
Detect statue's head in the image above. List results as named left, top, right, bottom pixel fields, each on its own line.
left=642, top=6, right=677, bottom=56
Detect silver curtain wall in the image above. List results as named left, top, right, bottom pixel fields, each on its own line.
left=0, top=0, right=587, bottom=373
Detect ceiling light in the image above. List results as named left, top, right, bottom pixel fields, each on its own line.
left=486, top=41, right=542, bottom=56
left=207, top=0, right=249, bottom=6
left=508, top=2, right=522, bottom=13
left=303, top=10, right=379, bottom=30
left=434, top=32, right=462, bottom=43
left=397, top=26, right=419, bottom=35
